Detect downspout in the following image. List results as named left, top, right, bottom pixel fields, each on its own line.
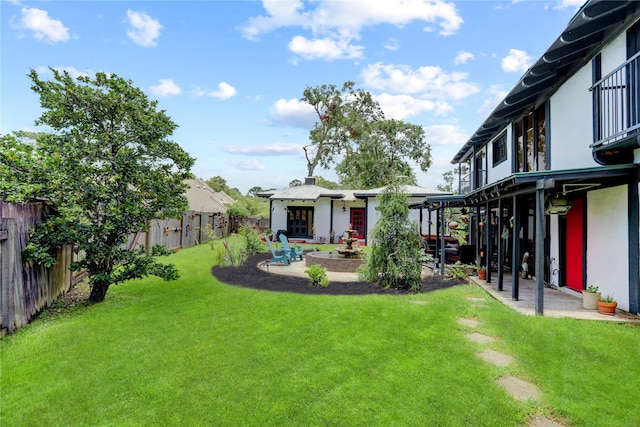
left=535, top=179, right=550, bottom=315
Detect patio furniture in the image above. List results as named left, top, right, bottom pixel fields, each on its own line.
left=265, top=235, right=290, bottom=265
left=279, top=234, right=304, bottom=261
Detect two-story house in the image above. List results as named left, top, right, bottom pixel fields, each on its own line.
left=426, top=0, right=640, bottom=315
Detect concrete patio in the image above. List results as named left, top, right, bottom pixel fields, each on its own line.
left=468, top=272, right=640, bottom=322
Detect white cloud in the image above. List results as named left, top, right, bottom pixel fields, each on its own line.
left=376, top=93, right=452, bottom=120
left=241, top=0, right=463, bottom=61
left=384, top=38, right=399, bottom=51
left=228, top=159, right=266, bottom=171
left=223, top=142, right=303, bottom=156
left=269, top=98, right=317, bottom=128
left=192, top=82, right=237, bottom=100
left=288, top=35, right=364, bottom=61
left=475, top=85, right=509, bottom=118
left=149, top=78, right=182, bottom=96
left=17, top=7, right=70, bottom=44
left=454, top=51, right=474, bottom=65
left=501, top=48, right=532, bottom=73
left=423, top=124, right=469, bottom=146
left=361, top=62, right=479, bottom=101
left=554, top=0, right=584, bottom=10
left=126, top=10, right=163, bottom=47
left=209, top=82, right=236, bottom=100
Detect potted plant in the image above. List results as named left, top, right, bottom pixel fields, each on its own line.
left=475, top=260, right=486, bottom=280
left=597, top=294, right=618, bottom=316
left=582, top=285, right=601, bottom=310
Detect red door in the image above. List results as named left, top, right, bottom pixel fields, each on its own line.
left=564, top=199, right=584, bottom=292
left=350, top=208, right=365, bottom=239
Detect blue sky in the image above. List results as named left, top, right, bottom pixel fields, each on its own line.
left=1, top=0, right=584, bottom=194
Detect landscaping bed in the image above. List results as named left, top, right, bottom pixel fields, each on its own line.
left=211, top=252, right=466, bottom=295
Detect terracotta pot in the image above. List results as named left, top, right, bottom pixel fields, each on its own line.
left=597, top=300, right=618, bottom=316
left=478, top=269, right=486, bottom=280
left=582, top=292, right=601, bottom=310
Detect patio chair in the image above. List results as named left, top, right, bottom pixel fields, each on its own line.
left=264, top=235, right=290, bottom=265
left=279, top=234, right=304, bottom=261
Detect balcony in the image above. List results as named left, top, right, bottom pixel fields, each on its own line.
left=458, top=169, right=487, bottom=195
left=590, top=51, right=640, bottom=150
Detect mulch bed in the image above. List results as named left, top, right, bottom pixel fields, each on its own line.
left=211, top=252, right=467, bottom=295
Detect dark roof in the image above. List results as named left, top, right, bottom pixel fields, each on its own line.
left=452, top=0, right=640, bottom=164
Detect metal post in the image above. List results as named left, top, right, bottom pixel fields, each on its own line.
left=512, top=195, right=520, bottom=300
left=497, top=198, right=504, bottom=291
left=485, top=201, right=492, bottom=283
left=535, top=180, right=547, bottom=315
left=440, top=204, right=446, bottom=275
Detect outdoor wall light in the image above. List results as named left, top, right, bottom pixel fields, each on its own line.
left=545, top=197, right=572, bottom=215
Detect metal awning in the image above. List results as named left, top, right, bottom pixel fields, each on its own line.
left=452, top=0, right=640, bottom=164
left=463, top=164, right=637, bottom=204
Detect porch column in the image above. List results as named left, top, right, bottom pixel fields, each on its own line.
left=535, top=180, right=548, bottom=315
left=439, top=203, right=446, bottom=275
left=511, top=195, right=520, bottom=300
left=497, top=198, right=504, bottom=291
left=485, top=201, right=492, bottom=284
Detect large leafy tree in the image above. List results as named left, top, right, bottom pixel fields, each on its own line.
left=1, top=68, right=194, bottom=303
left=301, top=81, right=431, bottom=189
left=301, top=81, right=382, bottom=178
left=336, top=119, right=431, bottom=189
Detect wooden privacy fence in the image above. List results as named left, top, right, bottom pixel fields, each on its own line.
left=132, top=211, right=231, bottom=252
left=0, top=202, right=74, bottom=333
left=0, top=204, right=235, bottom=333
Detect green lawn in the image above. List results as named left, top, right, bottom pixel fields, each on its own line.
left=1, top=241, right=639, bottom=426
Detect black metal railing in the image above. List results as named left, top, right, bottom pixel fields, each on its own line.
left=590, top=51, right=640, bottom=148
left=458, top=169, right=487, bottom=194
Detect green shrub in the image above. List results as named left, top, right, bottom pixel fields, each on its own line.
left=214, top=239, right=245, bottom=266
left=304, top=264, right=329, bottom=287
left=238, top=224, right=264, bottom=255
left=359, top=182, right=422, bottom=291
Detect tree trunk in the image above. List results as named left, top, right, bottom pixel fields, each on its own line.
left=89, top=281, right=110, bottom=303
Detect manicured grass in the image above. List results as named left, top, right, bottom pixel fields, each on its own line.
left=2, top=241, right=639, bottom=426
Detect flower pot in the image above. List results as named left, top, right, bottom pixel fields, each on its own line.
left=582, top=292, right=601, bottom=310
left=477, top=269, right=486, bottom=280
left=596, top=300, right=618, bottom=316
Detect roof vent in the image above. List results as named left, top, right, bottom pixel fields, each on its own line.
left=304, top=177, right=316, bottom=185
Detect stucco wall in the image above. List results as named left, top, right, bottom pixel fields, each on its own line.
left=486, top=126, right=512, bottom=184
left=586, top=185, right=629, bottom=311
left=549, top=65, right=597, bottom=170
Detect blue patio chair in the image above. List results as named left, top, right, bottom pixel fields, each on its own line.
left=264, top=236, right=290, bottom=265
left=279, top=234, right=304, bottom=261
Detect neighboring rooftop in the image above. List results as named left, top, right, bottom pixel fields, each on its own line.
left=185, top=179, right=234, bottom=213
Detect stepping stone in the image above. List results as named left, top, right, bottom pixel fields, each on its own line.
left=496, top=375, right=542, bottom=402
left=457, top=318, right=480, bottom=328
left=477, top=349, right=513, bottom=367
left=529, top=415, right=566, bottom=427
left=465, top=332, right=496, bottom=344
left=410, top=301, right=428, bottom=305
left=467, top=297, right=486, bottom=302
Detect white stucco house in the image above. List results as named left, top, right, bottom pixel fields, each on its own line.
left=423, top=0, right=640, bottom=315
left=258, top=177, right=450, bottom=245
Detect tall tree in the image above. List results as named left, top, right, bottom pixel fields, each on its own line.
left=336, top=119, right=431, bottom=189
left=206, top=175, right=229, bottom=193
left=301, top=82, right=431, bottom=189
left=301, top=81, right=382, bottom=177
left=1, top=68, right=195, bottom=303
